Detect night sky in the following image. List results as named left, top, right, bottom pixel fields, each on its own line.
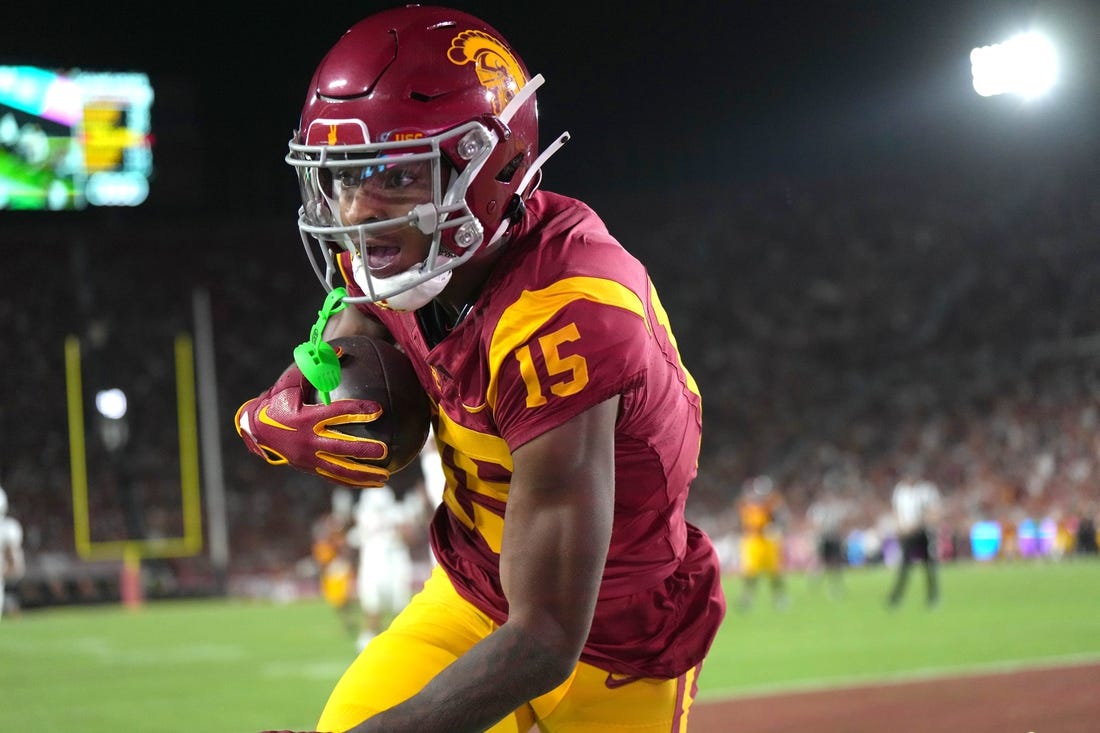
left=5, top=1, right=1100, bottom=215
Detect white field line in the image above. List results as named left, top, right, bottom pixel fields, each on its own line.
left=697, top=652, right=1100, bottom=701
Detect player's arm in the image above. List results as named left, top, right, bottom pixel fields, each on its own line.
left=498, top=394, right=618, bottom=676
left=344, top=397, right=618, bottom=733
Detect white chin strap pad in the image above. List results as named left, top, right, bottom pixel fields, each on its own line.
left=352, top=256, right=452, bottom=312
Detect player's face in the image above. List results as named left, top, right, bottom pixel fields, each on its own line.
left=332, top=159, right=434, bottom=278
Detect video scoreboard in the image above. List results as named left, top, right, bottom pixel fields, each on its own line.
left=0, top=66, right=153, bottom=210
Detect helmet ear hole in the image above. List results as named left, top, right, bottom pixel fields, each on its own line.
left=495, top=153, right=525, bottom=183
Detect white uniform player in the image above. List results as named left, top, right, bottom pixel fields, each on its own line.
left=0, top=485, right=26, bottom=621
left=348, top=483, right=419, bottom=651
left=348, top=432, right=447, bottom=651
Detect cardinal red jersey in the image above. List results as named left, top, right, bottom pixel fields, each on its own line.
left=338, top=190, right=725, bottom=679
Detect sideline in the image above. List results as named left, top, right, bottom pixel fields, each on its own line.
left=696, top=652, right=1100, bottom=701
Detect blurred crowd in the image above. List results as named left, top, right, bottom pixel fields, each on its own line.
left=641, top=156, right=1100, bottom=558
left=3, top=141, right=1100, bottom=603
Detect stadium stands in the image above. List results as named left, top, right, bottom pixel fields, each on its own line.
left=3, top=140, right=1099, bottom=604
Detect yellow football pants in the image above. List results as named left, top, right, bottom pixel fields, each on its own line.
left=317, top=565, right=702, bottom=732
left=740, top=534, right=782, bottom=578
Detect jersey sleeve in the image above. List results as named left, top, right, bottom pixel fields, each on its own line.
left=485, top=275, right=652, bottom=450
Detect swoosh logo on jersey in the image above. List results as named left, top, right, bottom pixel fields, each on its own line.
left=258, top=406, right=295, bottom=431
left=427, top=364, right=484, bottom=411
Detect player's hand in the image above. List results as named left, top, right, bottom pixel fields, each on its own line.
left=235, top=362, right=391, bottom=488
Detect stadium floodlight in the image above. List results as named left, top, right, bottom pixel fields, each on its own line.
left=970, top=31, right=1058, bottom=100
left=94, top=387, right=129, bottom=453
left=95, top=387, right=128, bottom=419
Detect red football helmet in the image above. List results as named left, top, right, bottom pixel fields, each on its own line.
left=287, top=5, right=568, bottom=310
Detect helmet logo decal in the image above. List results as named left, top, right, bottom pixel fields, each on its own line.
left=447, top=30, right=524, bottom=114
left=305, top=118, right=371, bottom=146
left=379, top=130, right=425, bottom=142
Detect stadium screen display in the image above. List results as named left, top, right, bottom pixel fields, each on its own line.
left=0, top=66, right=153, bottom=210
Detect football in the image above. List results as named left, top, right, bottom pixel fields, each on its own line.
left=304, top=334, right=431, bottom=475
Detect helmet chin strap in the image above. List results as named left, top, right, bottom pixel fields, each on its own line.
left=351, top=255, right=452, bottom=312
left=487, top=130, right=571, bottom=247
left=485, top=73, right=571, bottom=246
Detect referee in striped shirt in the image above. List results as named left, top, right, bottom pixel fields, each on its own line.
left=886, top=470, right=943, bottom=608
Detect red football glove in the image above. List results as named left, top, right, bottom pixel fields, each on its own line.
left=235, top=362, right=390, bottom=488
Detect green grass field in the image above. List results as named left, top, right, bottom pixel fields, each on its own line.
left=2, top=560, right=1098, bottom=732
left=701, top=558, right=1100, bottom=699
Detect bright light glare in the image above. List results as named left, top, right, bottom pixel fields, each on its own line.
left=970, top=31, right=1058, bottom=99
left=95, top=388, right=128, bottom=419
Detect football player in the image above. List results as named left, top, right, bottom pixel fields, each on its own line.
left=0, top=484, right=25, bottom=621
left=312, top=489, right=358, bottom=635
left=735, top=475, right=790, bottom=611
left=346, top=482, right=422, bottom=653
left=236, top=6, right=725, bottom=732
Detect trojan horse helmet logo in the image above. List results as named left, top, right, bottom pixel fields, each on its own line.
left=447, top=30, right=526, bottom=115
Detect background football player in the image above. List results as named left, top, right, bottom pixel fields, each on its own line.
left=0, top=483, right=26, bottom=621
left=735, top=475, right=790, bottom=611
